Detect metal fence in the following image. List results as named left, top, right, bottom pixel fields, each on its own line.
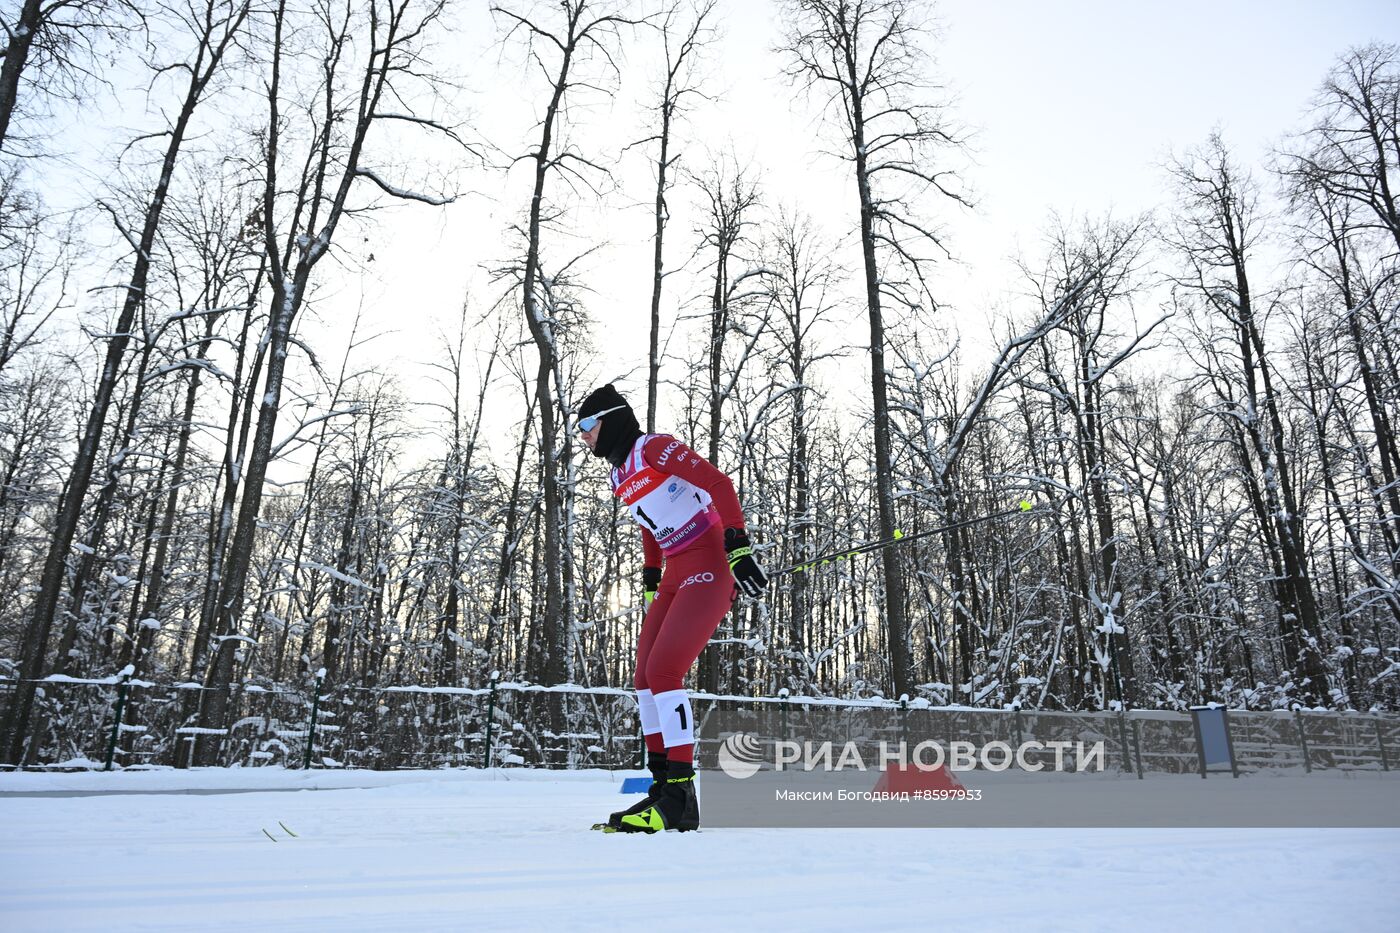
left=1, top=676, right=1396, bottom=774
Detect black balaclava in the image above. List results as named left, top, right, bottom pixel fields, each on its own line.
left=578, top=383, right=642, bottom=468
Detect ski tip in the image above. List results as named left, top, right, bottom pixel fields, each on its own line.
left=893, top=529, right=905, bottom=539
left=1019, top=499, right=1033, bottom=512
left=261, top=828, right=278, bottom=842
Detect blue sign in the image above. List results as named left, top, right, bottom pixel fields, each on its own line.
left=620, top=776, right=654, bottom=794
left=1189, top=706, right=1239, bottom=778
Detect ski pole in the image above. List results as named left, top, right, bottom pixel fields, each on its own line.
left=777, top=499, right=1039, bottom=577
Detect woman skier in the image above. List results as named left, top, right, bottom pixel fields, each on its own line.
left=575, top=384, right=767, bottom=833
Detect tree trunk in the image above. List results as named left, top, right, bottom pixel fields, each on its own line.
left=0, top=0, right=43, bottom=150
left=847, top=64, right=912, bottom=700
left=647, top=102, right=672, bottom=434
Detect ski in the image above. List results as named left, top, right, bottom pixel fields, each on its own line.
left=261, top=822, right=298, bottom=840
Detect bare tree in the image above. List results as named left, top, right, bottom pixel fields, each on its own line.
left=1015, top=216, right=1161, bottom=709
left=420, top=298, right=497, bottom=686
left=688, top=153, right=769, bottom=692
left=637, top=0, right=714, bottom=431
left=118, top=164, right=263, bottom=681
left=692, top=153, right=767, bottom=467
left=780, top=0, right=967, bottom=698
left=1282, top=162, right=1400, bottom=704
left=0, top=0, right=141, bottom=151
left=1280, top=43, right=1400, bottom=253
left=2, top=0, right=250, bottom=765
left=763, top=209, right=842, bottom=689
left=193, top=0, right=465, bottom=763
left=1284, top=63, right=1400, bottom=573
left=0, top=171, right=76, bottom=374
left=490, top=0, right=643, bottom=686
left=1169, top=134, right=1331, bottom=705
left=0, top=362, right=67, bottom=592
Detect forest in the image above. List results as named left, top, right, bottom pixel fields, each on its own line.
left=1, top=0, right=1398, bottom=767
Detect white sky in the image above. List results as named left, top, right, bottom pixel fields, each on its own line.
left=28, top=0, right=1400, bottom=466
left=343, top=0, right=1398, bottom=439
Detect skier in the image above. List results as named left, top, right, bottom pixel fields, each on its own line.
left=575, top=384, right=767, bottom=833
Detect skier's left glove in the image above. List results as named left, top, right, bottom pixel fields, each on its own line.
left=724, top=528, right=767, bottom=598
left=642, top=566, right=661, bottom=607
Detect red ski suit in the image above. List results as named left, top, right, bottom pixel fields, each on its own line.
left=611, top=434, right=743, bottom=696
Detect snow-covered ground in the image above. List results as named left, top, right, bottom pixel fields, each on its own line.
left=2, top=767, right=1397, bottom=932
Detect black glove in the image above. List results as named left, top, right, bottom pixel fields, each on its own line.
left=724, top=527, right=767, bottom=598
left=642, top=565, right=661, bottom=607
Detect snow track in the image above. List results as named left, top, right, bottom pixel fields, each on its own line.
left=2, top=768, right=1397, bottom=932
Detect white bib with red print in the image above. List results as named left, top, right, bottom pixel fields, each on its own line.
left=610, top=434, right=716, bottom=553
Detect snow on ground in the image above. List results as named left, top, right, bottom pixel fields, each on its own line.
left=2, top=767, right=1397, bottom=932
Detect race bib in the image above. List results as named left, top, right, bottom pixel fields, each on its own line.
left=611, top=435, right=716, bottom=553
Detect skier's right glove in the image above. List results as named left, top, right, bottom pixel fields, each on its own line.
left=724, top=528, right=768, bottom=598
left=642, top=566, right=661, bottom=607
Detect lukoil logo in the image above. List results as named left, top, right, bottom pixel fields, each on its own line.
left=718, top=733, right=765, bottom=779
left=657, top=440, right=682, bottom=465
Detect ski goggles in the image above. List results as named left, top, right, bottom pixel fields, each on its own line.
left=575, top=404, right=627, bottom=433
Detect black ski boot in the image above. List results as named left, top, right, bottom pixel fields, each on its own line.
left=614, top=760, right=699, bottom=833
left=594, top=751, right=669, bottom=830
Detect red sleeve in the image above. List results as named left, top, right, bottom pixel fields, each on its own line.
left=641, top=435, right=746, bottom=532
left=641, top=527, right=662, bottom=568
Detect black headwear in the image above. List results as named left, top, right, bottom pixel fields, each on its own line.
left=577, top=383, right=641, bottom=467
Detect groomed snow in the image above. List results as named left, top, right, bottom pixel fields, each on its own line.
left=2, top=767, right=1397, bottom=932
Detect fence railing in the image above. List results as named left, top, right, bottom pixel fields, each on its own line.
left=1, top=676, right=1396, bottom=775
